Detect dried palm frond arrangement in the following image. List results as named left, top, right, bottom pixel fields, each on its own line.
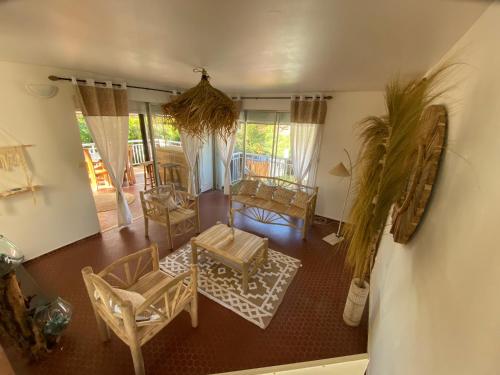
left=163, top=68, right=238, bottom=140
left=344, top=65, right=453, bottom=285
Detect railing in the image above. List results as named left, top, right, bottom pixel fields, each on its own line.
left=82, top=139, right=182, bottom=166
left=230, top=152, right=293, bottom=183
left=154, top=139, right=182, bottom=148
left=129, top=140, right=145, bottom=165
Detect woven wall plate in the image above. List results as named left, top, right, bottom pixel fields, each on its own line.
left=391, top=105, right=448, bottom=244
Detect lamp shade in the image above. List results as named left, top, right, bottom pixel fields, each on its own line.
left=330, top=162, right=350, bottom=177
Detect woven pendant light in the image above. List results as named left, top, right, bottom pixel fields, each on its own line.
left=163, top=68, right=238, bottom=139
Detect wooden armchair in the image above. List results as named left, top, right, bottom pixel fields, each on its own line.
left=82, top=244, right=198, bottom=375
left=140, top=185, right=200, bottom=250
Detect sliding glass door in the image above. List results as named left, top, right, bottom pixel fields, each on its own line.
left=230, top=111, right=293, bottom=182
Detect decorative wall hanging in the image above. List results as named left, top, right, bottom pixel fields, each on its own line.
left=163, top=68, right=238, bottom=140
left=0, top=144, right=39, bottom=200
left=342, top=65, right=452, bottom=326
left=391, top=105, right=447, bottom=244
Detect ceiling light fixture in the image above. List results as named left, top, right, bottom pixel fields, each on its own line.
left=163, top=68, right=238, bottom=140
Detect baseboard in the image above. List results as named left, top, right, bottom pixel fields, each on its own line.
left=24, top=232, right=101, bottom=264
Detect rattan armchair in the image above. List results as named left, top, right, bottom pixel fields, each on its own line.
left=82, top=244, right=198, bottom=375
left=140, top=184, right=200, bottom=250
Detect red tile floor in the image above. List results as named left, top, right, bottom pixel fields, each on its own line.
left=5, top=190, right=367, bottom=375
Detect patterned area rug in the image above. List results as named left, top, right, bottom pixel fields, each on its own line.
left=160, top=243, right=301, bottom=329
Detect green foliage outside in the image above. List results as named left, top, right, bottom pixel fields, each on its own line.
left=153, top=115, right=181, bottom=143
left=235, top=123, right=291, bottom=159
left=77, top=113, right=180, bottom=144
left=77, top=113, right=93, bottom=143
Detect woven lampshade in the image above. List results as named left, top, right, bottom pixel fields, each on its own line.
left=163, top=69, right=238, bottom=140
left=330, top=162, right=350, bottom=177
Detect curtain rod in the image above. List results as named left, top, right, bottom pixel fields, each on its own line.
left=48, top=75, right=333, bottom=100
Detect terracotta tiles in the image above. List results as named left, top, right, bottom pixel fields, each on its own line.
left=4, top=190, right=367, bottom=375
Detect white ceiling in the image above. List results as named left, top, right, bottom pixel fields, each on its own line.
left=0, top=0, right=490, bottom=93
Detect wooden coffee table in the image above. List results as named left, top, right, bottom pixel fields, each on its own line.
left=191, top=223, right=268, bottom=293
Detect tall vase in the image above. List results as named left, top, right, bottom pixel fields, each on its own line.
left=343, top=278, right=369, bottom=327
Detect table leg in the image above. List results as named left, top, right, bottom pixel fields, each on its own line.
left=191, top=238, right=198, bottom=265
left=189, top=238, right=198, bottom=328
left=263, top=238, right=269, bottom=264
left=242, top=263, right=249, bottom=293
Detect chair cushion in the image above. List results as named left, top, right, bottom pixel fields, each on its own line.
left=232, top=194, right=306, bottom=219
left=291, top=191, right=310, bottom=209
left=238, top=180, right=259, bottom=195
left=286, top=205, right=306, bottom=219
left=112, top=288, right=146, bottom=308
left=94, top=285, right=157, bottom=322
left=169, top=207, right=196, bottom=225
left=232, top=194, right=255, bottom=205
left=255, top=184, right=275, bottom=200
left=272, top=187, right=296, bottom=206
left=153, top=192, right=179, bottom=211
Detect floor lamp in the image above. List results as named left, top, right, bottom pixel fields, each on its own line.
left=323, top=149, right=353, bottom=246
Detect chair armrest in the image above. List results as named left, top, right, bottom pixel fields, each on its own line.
left=174, top=190, right=198, bottom=210
left=305, top=191, right=318, bottom=213
left=83, top=270, right=130, bottom=322
left=230, top=180, right=243, bottom=195
left=306, top=191, right=317, bottom=204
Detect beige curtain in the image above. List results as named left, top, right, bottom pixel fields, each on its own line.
left=290, top=96, right=327, bottom=185
left=217, top=99, right=242, bottom=195
left=179, top=130, right=202, bottom=195
left=73, top=78, right=132, bottom=227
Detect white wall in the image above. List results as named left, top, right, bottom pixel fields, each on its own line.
left=368, top=4, right=500, bottom=375
left=0, top=61, right=100, bottom=260
left=240, top=93, right=385, bottom=221
left=316, top=92, right=385, bottom=220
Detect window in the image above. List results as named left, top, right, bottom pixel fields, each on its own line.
left=231, top=111, right=294, bottom=182
left=151, top=114, right=181, bottom=148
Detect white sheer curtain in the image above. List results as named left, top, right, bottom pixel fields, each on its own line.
left=180, top=131, right=202, bottom=195
left=73, top=78, right=132, bottom=227
left=290, top=96, right=327, bottom=185
left=217, top=130, right=237, bottom=195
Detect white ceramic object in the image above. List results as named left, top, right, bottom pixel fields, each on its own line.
left=25, top=83, right=59, bottom=98
left=343, top=278, right=369, bottom=327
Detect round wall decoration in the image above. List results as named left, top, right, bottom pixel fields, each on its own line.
left=391, top=104, right=448, bottom=244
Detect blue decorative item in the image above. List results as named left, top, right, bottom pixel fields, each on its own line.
left=34, top=297, right=73, bottom=339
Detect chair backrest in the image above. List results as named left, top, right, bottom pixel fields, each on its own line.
left=82, top=148, right=99, bottom=190
left=140, top=184, right=178, bottom=218
left=98, top=245, right=159, bottom=288
left=83, top=148, right=96, bottom=174
left=243, top=175, right=317, bottom=196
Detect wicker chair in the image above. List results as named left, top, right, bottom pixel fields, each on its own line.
left=82, top=244, right=198, bottom=375
left=140, top=184, right=200, bottom=250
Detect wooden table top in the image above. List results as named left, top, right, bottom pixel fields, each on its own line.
left=193, top=224, right=266, bottom=264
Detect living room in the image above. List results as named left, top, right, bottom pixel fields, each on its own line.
left=0, top=1, right=499, bottom=375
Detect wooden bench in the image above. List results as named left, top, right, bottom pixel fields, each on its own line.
left=229, top=176, right=318, bottom=239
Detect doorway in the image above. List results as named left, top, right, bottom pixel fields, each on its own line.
left=78, top=112, right=146, bottom=231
